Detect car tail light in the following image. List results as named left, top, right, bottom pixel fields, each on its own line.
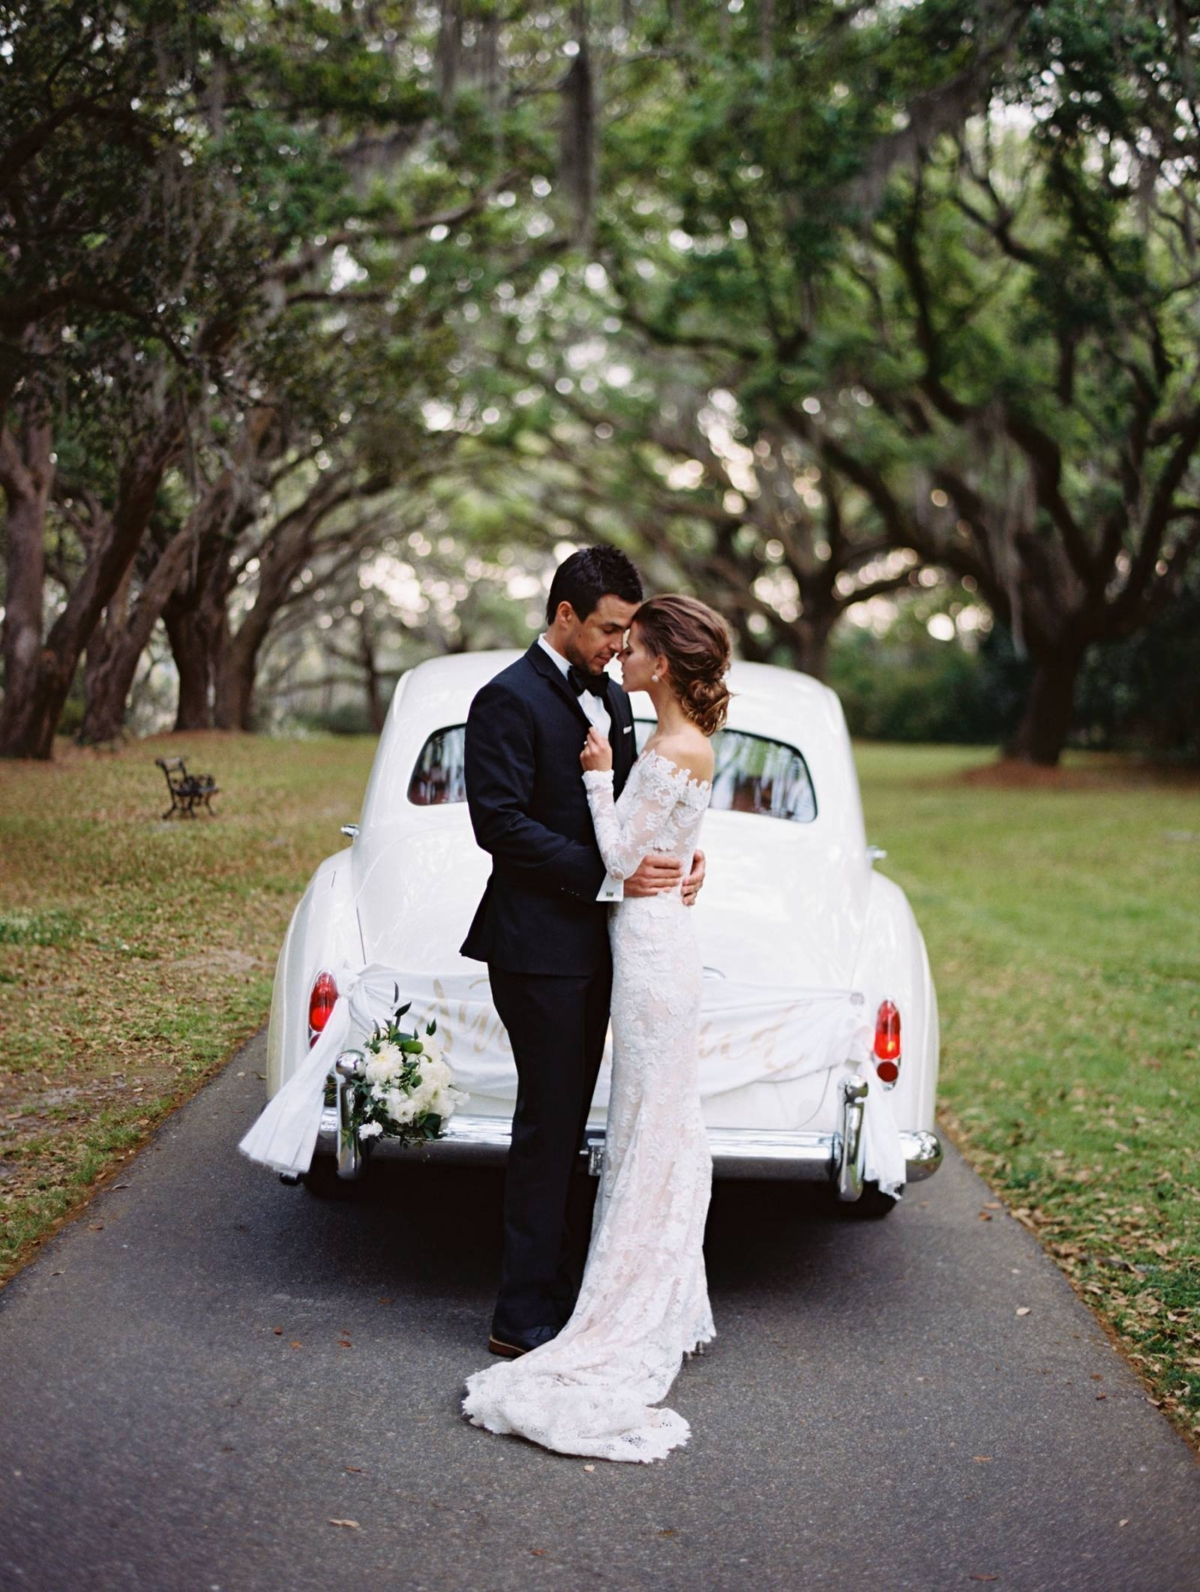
left=308, top=971, right=338, bottom=1044
left=874, top=999, right=900, bottom=1084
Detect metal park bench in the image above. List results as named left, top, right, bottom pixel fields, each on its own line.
left=155, top=756, right=220, bottom=819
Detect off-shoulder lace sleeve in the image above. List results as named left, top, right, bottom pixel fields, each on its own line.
left=582, top=755, right=697, bottom=881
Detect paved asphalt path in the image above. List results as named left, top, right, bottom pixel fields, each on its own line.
left=1, top=1032, right=1197, bottom=1592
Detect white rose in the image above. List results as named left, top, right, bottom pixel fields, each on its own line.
left=422, top=1056, right=451, bottom=1089
left=429, top=1088, right=450, bottom=1120
left=384, top=1089, right=417, bottom=1125
left=357, top=1121, right=384, bottom=1140
left=365, top=1043, right=404, bottom=1086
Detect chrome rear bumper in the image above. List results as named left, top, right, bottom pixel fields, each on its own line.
left=314, top=1106, right=943, bottom=1187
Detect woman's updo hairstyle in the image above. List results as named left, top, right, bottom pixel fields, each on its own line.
left=633, top=594, right=733, bottom=736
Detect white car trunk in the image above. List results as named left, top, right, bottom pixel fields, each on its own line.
left=691, top=809, right=869, bottom=989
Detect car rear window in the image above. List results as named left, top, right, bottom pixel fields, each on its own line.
left=408, top=725, right=468, bottom=805
left=637, top=721, right=817, bottom=822
left=410, top=722, right=817, bottom=823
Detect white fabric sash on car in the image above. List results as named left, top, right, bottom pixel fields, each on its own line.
left=240, top=965, right=908, bottom=1194
left=237, top=964, right=416, bottom=1177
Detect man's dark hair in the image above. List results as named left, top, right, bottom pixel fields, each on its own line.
left=545, top=545, right=643, bottom=625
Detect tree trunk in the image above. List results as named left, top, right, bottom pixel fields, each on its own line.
left=80, top=563, right=136, bottom=743
left=1004, top=642, right=1085, bottom=766
left=358, top=616, right=387, bottom=733
left=210, top=472, right=362, bottom=732
left=212, top=624, right=259, bottom=732
left=79, top=523, right=201, bottom=743
left=156, top=410, right=281, bottom=733
left=794, top=610, right=836, bottom=680
left=0, top=404, right=55, bottom=757
left=163, top=595, right=215, bottom=730
left=78, top=434, right=268, bottom=745
left=0, top=419, right=180, bottom=758
left=365, top=671, right=385, bottom=734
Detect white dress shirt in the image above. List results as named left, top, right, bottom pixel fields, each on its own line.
left=538, top=634, right=623, bottom=903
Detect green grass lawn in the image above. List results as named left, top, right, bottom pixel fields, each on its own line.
left=1, top=733, right=1197, bottom=1444
left=855, top=743, right=1200, bottom=1447
left=0, top=732, right=377, bottom=1281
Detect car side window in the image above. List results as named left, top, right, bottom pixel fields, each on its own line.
left=634, top=721, right=817, bottom=823
left=408, top=725, right=468, bottom=806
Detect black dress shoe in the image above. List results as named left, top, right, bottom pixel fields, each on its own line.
left=487, top=1324, right=559, bottom=1359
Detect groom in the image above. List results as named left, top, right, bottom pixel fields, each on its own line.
left=462, top=546, right=706, bottom=1358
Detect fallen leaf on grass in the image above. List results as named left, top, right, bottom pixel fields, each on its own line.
left=978, top=1212, right=993, bottom=1222
left=1096, top=1393, right=1107, bottom=1400
left=972, top=1456, right=993, bottom=1464
left=530, top=1549, right=547, bottom=1557
left=328, top=1519, right=359, bottom=1530
left=582, top=1464, right=595, bottom=1472
left=88, top=1222, right=103, bottom=1231
left=345, top=1466, right=362, bottom=1474
left=290, top=1341, right=302, bottom=1349
left=1119, top=1520, right=1129, bottom=1528
left=1015, top=1307, right=1031, bottom=1317
left=273, top=1327, right=283, bottom=1335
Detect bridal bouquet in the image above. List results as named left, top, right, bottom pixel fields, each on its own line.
left=338, top=1002, right=468, bottom=1148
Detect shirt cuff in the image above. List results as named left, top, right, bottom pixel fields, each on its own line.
left=582, top=770, right=614, bottom=790
left=596, top=872, right=624, bottom=903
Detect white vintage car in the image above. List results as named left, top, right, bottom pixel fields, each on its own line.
left=265, top=650, right=942, bottom=1215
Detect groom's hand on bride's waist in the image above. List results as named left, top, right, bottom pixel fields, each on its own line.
left=681, top=848, right=705, bottom=908
left=623, top=849, right=705, bottom=903
left=623, top=853, right=684, bottom=898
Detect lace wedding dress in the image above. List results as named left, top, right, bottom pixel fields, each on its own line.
left=462, top=748, right=715, bottom=1463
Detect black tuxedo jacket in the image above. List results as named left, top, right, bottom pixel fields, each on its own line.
left=460, top=642, right=637, bottom=975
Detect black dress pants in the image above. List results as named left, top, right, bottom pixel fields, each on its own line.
left=488, top=957, right=612, bottom=1339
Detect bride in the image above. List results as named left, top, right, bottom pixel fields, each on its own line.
left=462, top=594, right=732, bottom=1463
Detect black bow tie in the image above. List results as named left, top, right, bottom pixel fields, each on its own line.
left=567, top=664, right=610, bottom=699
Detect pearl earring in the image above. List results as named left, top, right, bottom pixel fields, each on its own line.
left=651, top=672, right=660, bottom=682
